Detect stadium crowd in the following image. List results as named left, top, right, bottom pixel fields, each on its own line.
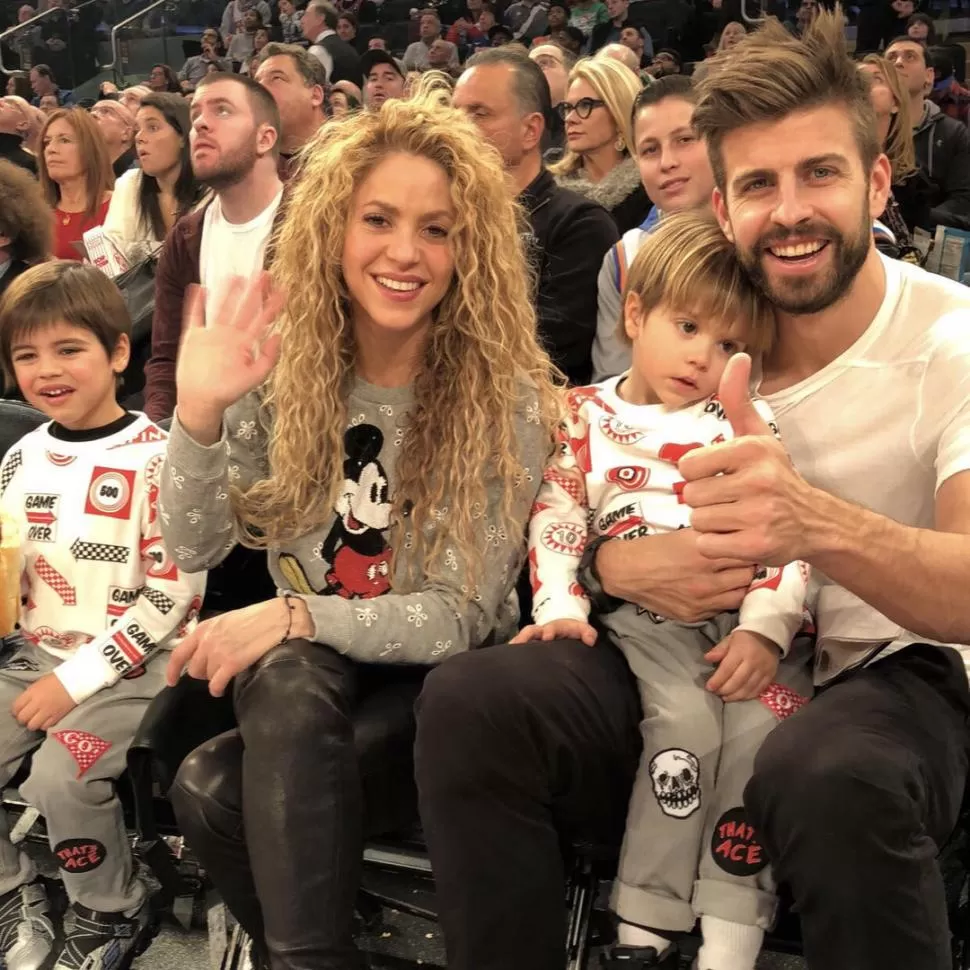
left=0, top=1, right=969, bottom=970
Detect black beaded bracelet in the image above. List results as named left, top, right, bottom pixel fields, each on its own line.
left=278, top=593, right=295, bottom=646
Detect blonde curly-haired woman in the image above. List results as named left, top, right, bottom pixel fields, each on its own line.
left=157, top=92, right=560, bottom=969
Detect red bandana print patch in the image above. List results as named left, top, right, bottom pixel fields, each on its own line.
left=52, top=730, right=112, bottom=779
left=759, top=682, right=809, bottom=721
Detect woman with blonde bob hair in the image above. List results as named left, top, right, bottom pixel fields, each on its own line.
left=551, top=55, right=649, bottom=232
left=859, top=54, right=931, bottom=260
left=157, top=91, right=560, bottom=969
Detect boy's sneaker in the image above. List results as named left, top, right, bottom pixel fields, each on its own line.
left=601, top=943, right=681, bottom=969
left=0, top=879, right=55, bottom=970
left=53, top=899, right=155, bottom=970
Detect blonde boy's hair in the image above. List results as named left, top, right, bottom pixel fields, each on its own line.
left=619, top=207, right=775, bottom=355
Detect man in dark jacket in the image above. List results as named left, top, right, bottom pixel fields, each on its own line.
left=0, top=96, right=36, bottom=174
left=303, top=0, right=362, bottom=86
left=887, top=36, right=970, bottom=231
left=453, top=47, right=619, bottom=385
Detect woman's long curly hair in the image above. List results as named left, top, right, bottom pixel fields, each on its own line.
left=234, top=93, right=561, bottom=592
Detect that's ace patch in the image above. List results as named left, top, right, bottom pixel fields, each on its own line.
left=54, top=838, right=105, bottom=874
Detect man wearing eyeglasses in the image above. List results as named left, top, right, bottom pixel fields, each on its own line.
left=453, top=46, right=618, bottom=386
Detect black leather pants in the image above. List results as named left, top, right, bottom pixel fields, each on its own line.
left=170, top=640, right=425, bottom=970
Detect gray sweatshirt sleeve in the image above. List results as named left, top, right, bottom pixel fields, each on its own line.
left=293, top=396, right=550, bottom=666
left=591, top=247, right=631, bottom=382
left=157, top=395, right=268, bottom=574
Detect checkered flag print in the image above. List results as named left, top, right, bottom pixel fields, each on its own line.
left=140, top=587, right=175, bottom=615
left=0, top=449, right=22, bottom=497
left=52, top=730, right=112, bottom=779
left=70, top=539, right=130, bottom=564
left=760, top=682, right=809, bottom=721
left=34, top=555, right=76, bottom=606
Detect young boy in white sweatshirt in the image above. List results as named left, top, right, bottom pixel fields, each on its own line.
left=0, top=261, right=205, bottom=970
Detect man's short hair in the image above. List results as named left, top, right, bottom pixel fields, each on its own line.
left=31, top=63, right=55, bottom=83
left=655, top=47, right=682, bottom=67
left=195, top=71, right=283, bottom=149
left=259, top=41, right=328, bottom=88
left=0, top=262, right=130, bottom=388
left=693, top=8, right=879, bottom=190
left=632, top=74, right=696, bottom=125
left=885, top=34, right=928, bottom=66
left=307, top=0, right=339, bottom=29
left=465, top=46, right=552, bottom=118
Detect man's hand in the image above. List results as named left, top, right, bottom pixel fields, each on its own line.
left=681, top=353, right=822, bottom=566
left=511, top=618, right=598, bottom=646
left=13, top=674, right=78, bottom=732
left=704, top=629, right=779, bottom=702
left=166, top=597, right=313, bottom=697
left=597, top=529, right=756, bottom=624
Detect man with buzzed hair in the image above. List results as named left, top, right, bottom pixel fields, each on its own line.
left=145, top=73, right=285, bottom=422
left=454, top=46, right=618, bottom=385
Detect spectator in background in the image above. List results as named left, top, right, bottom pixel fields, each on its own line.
left=148, top=63, right=181, bottom=93
left=104, top=93, right=206, bottom=267
left=29, top=64, right=70, bottom=107
left=551, top=56, right=649, bottom=233
left=38, top=108, right=113, bottom=261
left=907, top=11, right=937, bottom=43
left=0, top=159, right=51, bottom=301
left=597, top=42, right=642, bottom=78
left=6, top=72, right=33, bottom=100
left=619, top=26, right=647, bottom=67
left=555, top=25, right=587, bottom=57
left=279, top=0, right=305, bottom=45
left=5, top=6, right=39, bottom=73
left=0, top=95, right=36, bottom=173
left=144, top=73, right=284, bottom=421
left=530, top=43, right=571, bottom=151
left=591, top=0, right=652, bottom=59
left=304, top=0, right=363, bottom=84
left=887, top=35, right=970, bottom=230
left=531, top=3, right=569, bottom=45
left=242, top=26, right=273, bottom=74
left=404, top=12, right=460, bottom=72
left=90, top=99, right=137, bottom=178
left=368, top=35, right=388, bottom=50
left=647, top=47, right=681, bottom=76
left=446, top=9, right=487, bottom=53
left=569, top=0, right=610, bottom=46
left=6, top=97, right=45, bottom=157
left=222, top=0, right=272, bottom=62
left=594, top=75, right=716, bottom=380
left=255, top=42, right=328, bottom=177
left=886, top=0, right=916, bottom=46
left=362, top=49, right=407, bottom=108
left=180, top=36, right=232, bottom=90
left=38, top=94, right=59, bottom=115
left=337, top=12, right=359, bottom=48
left=718, top=20, right=747, bottom=49
left=228, top=7, right=266, bottom=67
left=120, top=84, right=151, bottom=114
left=928, top=45, right=970, bottom=124
left=455, top=47, right=619, bottom=384
left=488, top=24, right=514, bottom=46
left=859, top=55, right=930, bottom=259
left=504, top=0, right=548, bottom=45
left=331, top=86, right=361, bottom=114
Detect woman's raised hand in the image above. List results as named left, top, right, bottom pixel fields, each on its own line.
left=175, top=272, right=284, bottom=442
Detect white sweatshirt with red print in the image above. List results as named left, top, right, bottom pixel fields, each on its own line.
left=529, top=376, right=809, bottom=653
left=0, top=414, right=206, bottom=704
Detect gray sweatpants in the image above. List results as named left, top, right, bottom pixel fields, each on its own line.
left=603, top=607, right=813, bottom=933
left=0, top=636, right=166, bottom=913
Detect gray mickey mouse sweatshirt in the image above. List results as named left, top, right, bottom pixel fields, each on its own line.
left=158, top=377, right=549, bottom=664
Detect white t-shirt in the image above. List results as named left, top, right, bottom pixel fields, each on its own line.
left=199, top=188, right=283, bottom=323
left=762, top=254, right=970, bottom=679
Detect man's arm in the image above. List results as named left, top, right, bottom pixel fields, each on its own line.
left=537, top=202, right=618, bottom=384
left=591, top=244, right=630, bottom=382
left=931, top=120, right=970, bottom=231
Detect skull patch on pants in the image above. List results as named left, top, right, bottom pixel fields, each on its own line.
left=649, top=748, right=701, bottom=818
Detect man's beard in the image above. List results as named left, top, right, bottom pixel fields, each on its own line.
left=194, top=141, right=259, bottom=191
left=737, top=204, right=871, bottom=315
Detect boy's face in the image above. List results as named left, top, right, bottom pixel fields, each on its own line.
left=10, top=320, right=128, bottom=430
left=623, top=297, right=745, bottom=407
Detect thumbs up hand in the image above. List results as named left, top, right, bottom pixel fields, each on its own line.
left=679, top=353, right=817, bottom=566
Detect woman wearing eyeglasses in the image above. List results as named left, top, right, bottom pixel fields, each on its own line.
left=549, top=56, right=649, bottom=233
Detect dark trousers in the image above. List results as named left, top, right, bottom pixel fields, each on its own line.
left=745, top=644, right=970, bottom=970
left=169, top=640, right=425, bottom=970
left=414, top=639, right=642, bottom=970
